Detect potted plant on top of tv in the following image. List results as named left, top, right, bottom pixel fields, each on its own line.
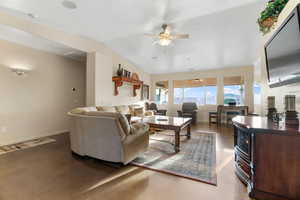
left=258, top=0, right=289, bottom=35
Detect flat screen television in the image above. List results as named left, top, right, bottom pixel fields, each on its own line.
left=265, top=5, right=300, bottom=88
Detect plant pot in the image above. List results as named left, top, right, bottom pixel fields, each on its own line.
left=260, top=16, right=277, bottom=28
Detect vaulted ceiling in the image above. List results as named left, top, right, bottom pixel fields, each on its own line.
left=0, top=0, right=266, bottom=74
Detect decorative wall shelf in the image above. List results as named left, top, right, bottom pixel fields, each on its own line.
left=112, top=76, right=143, bottom=96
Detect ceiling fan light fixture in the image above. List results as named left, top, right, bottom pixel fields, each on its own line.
left=159, top=38, right=171, bottom=46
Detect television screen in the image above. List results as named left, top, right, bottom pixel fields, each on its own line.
left=265, top=5, right=300, bottom=88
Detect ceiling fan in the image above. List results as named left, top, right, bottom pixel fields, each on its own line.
left=145, top=24, right=189, bottom=46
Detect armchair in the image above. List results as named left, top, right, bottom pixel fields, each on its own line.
left=145, top=102, right=167, bottom=116
left=177, top=102, right=198, bottom=124
left=68, top=108, right=150, bottom=164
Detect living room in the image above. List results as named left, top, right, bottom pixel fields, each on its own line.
left=0, top=1, right=300, bottom=200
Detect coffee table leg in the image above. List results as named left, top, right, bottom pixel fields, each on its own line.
left=187, top=123, right=191, bottom=139
left=175, top=130, right=180, bottom=153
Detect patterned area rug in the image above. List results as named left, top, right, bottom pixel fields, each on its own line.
left=0, top=137, right=56, bottom=155
left=132, top=131, right=217, bottom=185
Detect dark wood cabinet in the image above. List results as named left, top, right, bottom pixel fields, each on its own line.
left=233, top=116, right=300, bottom=200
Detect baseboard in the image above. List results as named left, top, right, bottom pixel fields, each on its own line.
left=0, top=130, right=69, bottom=147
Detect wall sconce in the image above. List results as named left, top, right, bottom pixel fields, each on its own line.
left=10, top=68, right=30, bottom=76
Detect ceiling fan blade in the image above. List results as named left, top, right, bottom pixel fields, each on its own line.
left=172, top=34, right=189, bottom=39
left=144, top=33, right=159, bottom=38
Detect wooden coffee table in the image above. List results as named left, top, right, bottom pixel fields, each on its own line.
left=140, top=116, right=192, bottom=153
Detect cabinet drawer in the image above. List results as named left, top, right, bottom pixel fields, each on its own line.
left=236, top=154, right=251, bottom=176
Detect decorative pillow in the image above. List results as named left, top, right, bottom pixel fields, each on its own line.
left=129, top=105, right=143, bottom=116
left=133, top=107, right=144, bottom=117
left=115, top=105, right=130, bottom=114
left=144, top=110, right=154, bottom=116
left=70, top=107, right=97, bottom=114
left=130, top=122, right=149, bottom=135
left=70, top=108, right=86, bottom=115
left=97, top=106, right=117, bottom=113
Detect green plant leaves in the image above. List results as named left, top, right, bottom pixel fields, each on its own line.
left=257, top=0, right=289, bottom=34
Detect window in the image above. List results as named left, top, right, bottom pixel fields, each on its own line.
left=253, top=84, right=261, bottom=105
left=224, top=76, right=244, bottom=105
left=155, top=81, right=168, bottom=104
left=173, top=78, right=217, bottom=105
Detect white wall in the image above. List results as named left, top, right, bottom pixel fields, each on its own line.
left=86, top=51, right=151, bottom=107
left=0, top=10, right=151, bottom=108
left=0, top=39, right=86, bottom=146
left=259, top=0, right=300, bottom=115
left=151, top=66, right=254, bottom=122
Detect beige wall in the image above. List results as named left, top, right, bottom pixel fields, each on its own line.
left=151, top=66, right=254, bottom=122
left=259, top=0, right=300, bottom=115
left=0, top=39, right=86, bottom=146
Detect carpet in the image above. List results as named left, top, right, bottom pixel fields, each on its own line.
left=0, top=137, right=56, bottom=155
left=132, top=131, right=217, bottom=185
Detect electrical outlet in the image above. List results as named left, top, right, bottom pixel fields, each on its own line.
left=1, top=127, right=7, bottom=133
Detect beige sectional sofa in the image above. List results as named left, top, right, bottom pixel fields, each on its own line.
left=68, top=104, right=151, bottom=164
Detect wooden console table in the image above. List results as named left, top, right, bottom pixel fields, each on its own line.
left=233, top=116, right=300, bottom=200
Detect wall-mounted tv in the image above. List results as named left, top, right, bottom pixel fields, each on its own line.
left=265, top=4, right=300, bottom=88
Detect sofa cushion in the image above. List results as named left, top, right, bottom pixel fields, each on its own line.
left=133, top=107, right=144, bottom=116
left=144, top=110, right=154, bottom=116
left=115, top=105, right=131, bottom=115
left=130, top=122, right=149, bottom=135
left=128, top=105, right=146, bottom=116
left=70, top=107, right=97, bottom=114
left=97, top=106, right=117, bottom=113
left=128, top=105, right=140, bottom=115
left=85, top=111, right=130, bottom=135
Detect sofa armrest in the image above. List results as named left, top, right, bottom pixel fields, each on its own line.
left=130, top=122, right=149, bottom=135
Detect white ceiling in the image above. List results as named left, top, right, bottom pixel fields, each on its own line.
left=0, top=0, right=266, bottom=73
left=0, top=23, right=86, bottom=62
